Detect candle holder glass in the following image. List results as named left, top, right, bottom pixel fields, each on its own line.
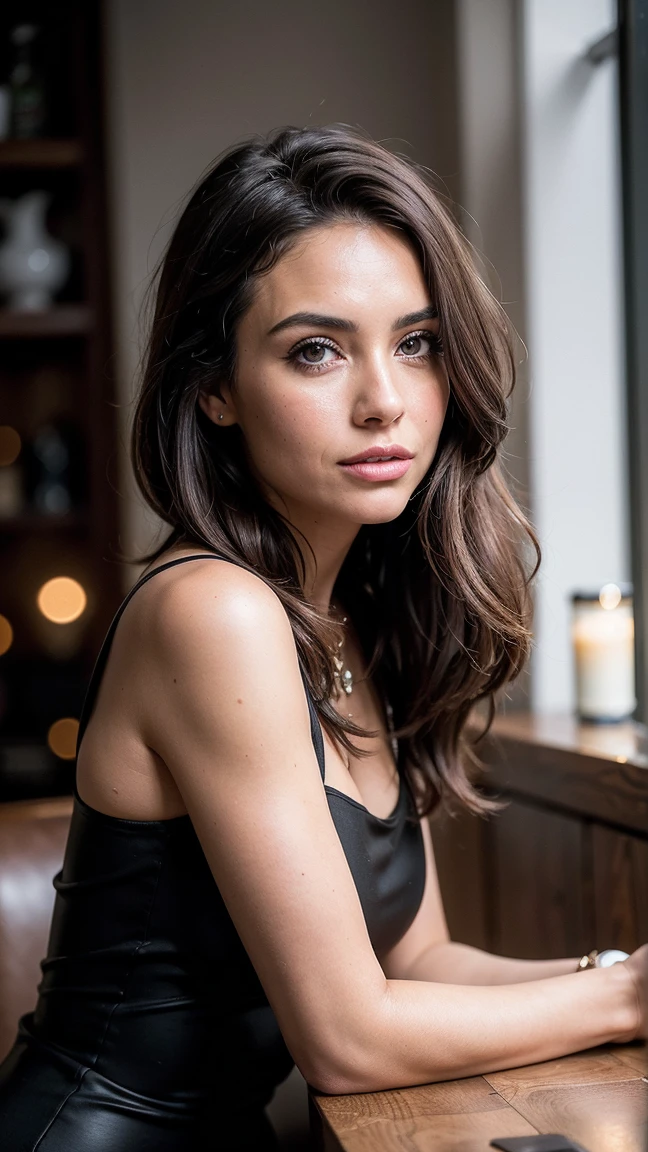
left=571, top=583, right=635, bottom=723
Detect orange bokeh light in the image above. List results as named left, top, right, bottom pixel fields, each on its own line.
left=0, top=614, right=13, bottom=655
left=47, top=717, right=80, bottom=760
left=37, top=577, right=87, bottom=624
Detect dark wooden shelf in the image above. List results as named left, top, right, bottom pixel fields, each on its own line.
left=0, top=2, right=123, bottom=778
left=0, top=139, right=84, bottom=169
left=0, top=511, right=89, bottom=533
left=0, top=305, right=93, bottom=338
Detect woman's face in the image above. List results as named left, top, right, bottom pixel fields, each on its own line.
left=200, top=222, right=450, bottom=532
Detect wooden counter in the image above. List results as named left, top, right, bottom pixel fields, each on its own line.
left=479, top=711, right=648, bottom=834
left=431, top=711, right=648, bottom=961
left=311, top=1040, right=648, bottom=1151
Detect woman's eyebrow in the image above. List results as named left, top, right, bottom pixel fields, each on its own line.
left=267, top=305, right=438, bottom=337
left=394, top=306, right=438, bottom=329
left=267, top=312, right=356, bottom=336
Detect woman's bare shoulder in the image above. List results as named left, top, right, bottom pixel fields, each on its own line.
left=76, top=550, right=303, bottom=820
left=128, top=550, right=294, bottom=663
left=117, top=551, right=306, bottom=754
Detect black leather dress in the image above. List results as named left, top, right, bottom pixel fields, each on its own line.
left=0, top=555, right=426, bottom=1150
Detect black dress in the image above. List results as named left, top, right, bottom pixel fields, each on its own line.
left=0, top=554, right=426, bottom=1151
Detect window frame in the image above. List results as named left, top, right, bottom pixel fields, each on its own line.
left=619, top=0, right=648, bottom=722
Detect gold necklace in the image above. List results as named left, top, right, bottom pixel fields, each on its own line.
left=331, top=611, right=353, bottom=698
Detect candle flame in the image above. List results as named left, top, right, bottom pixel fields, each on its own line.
left=599, top=583, right=622, bottom=611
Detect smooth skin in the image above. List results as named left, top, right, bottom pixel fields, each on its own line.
left=76, top=222, right=646, bottom=1093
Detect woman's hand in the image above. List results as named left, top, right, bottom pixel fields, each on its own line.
left=622, top=944, right=648, bottom=1039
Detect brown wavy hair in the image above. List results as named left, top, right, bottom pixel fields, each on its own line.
left=131, top=123, right=540, bottom=819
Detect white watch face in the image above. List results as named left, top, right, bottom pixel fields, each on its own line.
left=596, top=948, right=630, bottom=967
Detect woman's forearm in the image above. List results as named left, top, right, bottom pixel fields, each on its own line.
left=403, top=940, right=581, bottom=985
left=321, top=961, right=638, bottom=1095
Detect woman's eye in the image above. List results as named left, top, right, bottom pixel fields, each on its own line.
left=288, top=340, right=340, bottom=370
left=398, top=331, right=443, bottom=358
left=287, top=331, right=442, bottom=372
left=300, top=342, right=333, bottom=364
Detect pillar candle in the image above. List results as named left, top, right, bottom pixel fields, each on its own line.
left=571, top=584, right=635, bottom=722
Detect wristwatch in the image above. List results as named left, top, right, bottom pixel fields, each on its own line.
left=577, top=948, right=630, bottom=971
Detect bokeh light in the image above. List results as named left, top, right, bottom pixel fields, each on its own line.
left=37, top=576, right=87, bottom=624
left=0, top=426, right=21, bottom=467
left=0, top=615, right=13, bottom=655
left=47, top=717, right=80, bottom=760
left=599, top=583, right=622, bottom=611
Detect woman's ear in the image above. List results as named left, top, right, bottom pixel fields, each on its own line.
left=198, top=385, right=238, bottom=427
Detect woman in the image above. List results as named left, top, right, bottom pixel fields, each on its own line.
left=0, top=124, right=645, bottom=1150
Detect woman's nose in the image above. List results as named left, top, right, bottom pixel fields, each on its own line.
left=352, top=357, right=404, bottom=426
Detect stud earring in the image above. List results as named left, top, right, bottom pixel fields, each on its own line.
left=218, top=413, right=224, bottom=421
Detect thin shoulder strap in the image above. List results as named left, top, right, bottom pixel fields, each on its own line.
left=75, top=553, right=326, bottom=782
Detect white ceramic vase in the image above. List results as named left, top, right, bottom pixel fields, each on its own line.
left=0, top=190, right=70, bottom=310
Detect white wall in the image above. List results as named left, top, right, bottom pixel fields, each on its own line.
left=456, top=0, right=531, bottom=708
left=456, top=0, right=528, bottom=503
left=103, top=0, right=458, bottom=575
left=521, top=0, right=629, bottom=713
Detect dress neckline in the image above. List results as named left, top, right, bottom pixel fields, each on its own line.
left=74, top=777, right=407, bottom=828
left=324, top=775, right=406, bottom=825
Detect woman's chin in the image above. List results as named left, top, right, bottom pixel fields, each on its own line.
left=274, top=486, right=414, bottom=530
left=337, top=491, right=413, bottom=526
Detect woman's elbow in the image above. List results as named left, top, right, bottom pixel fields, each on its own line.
left=301, top=1055, right=381, bottom=1096
left=290, top=981, right=392, bottom=1095
left=296, top=1025, right=389, bottom=1096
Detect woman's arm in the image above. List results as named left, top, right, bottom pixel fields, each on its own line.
left=382, top=820, right=581, bottom=985
left=397, top=940, right=581, bottom=983
left=141, top=562, right=642, bottom=1096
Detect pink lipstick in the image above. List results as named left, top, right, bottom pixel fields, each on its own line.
left=337, top=444, right=413, bottom=482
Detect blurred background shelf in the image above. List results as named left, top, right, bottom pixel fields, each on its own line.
left=0, top=304, right=92, bottom=337
left=0, top=511, right=89, bottom=533
left=0, top=0, right=121, bottom=799
left=0, top=138, right=83, bottom=168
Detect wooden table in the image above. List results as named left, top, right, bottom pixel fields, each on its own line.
left=311, top=1041, right=648, bottom=1151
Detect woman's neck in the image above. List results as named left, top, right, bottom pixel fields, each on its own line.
left=291, top=520, right=360, bottom=613
left=174, top=510, right=360, bottom=614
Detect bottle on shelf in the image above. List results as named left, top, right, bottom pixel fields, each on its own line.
left=23, top=419, right=84, bottom=517
left=0, top=191, right=71, bottom=311
left=8, top=24, right=46, bottom=140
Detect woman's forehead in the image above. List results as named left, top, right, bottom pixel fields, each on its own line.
left=243, top=222, right=432, bottom=334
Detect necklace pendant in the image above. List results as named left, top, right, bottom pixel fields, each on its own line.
left=331, top=610, right=353, bottom=699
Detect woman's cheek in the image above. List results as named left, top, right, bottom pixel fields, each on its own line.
left=245, top=411, right=318, bottom=489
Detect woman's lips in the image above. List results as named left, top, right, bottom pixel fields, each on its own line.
left=338, top=458, right=413, bottom=481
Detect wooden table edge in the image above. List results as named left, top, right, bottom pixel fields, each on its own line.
left=308, top=1071, right=541, bottom=1151
left=308, top=1042, right=648, bottom=1151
